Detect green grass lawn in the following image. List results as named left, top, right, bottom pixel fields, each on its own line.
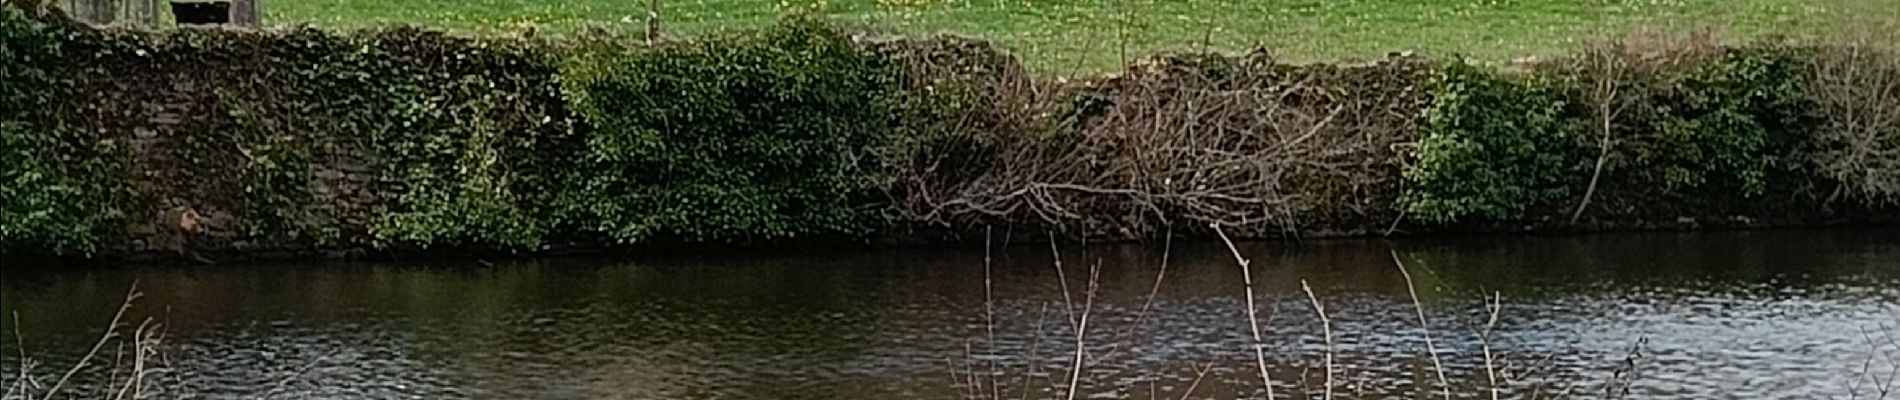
left=265, top=0, right=1896, bottom=72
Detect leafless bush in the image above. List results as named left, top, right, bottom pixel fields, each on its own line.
left=867, top=34, right=1057, bottom=228
left=901, top=51, right=1432, bottom=239
left=1807, top=38, right=1900, bottom=204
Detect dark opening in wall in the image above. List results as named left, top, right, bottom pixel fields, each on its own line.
left=171, top=1, right=231, bottom=26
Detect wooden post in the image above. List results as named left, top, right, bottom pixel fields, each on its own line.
left=228, top=0, right=258, bottom=27
left=53, top=0, right=162, bottom=27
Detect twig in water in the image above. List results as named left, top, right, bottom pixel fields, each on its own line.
left=264, top=332, right=384, bottom=400
left=6, top=312, right=34, bottom=400
left=1177, top=362, right=1215, bottom=400
left=1481, top=292, right=1503, bottom=400
left=949, top=357, right=970, bottom=400
left=1392, top=251, right=1451, bottom=400
left=111, top=318, right=164, bottom=400
left=1019, top=302, right=1049, bottom=400
left=42, top=285, right=142, bottom=400
left=1214, top=224, right=1277, bottom=400
left=1879, top=323, right=1900, bottom=399
left=107, top=336, right=125, bottom=400
left=984, top=227, right=1001, bottom=400
left=1130, top=231, right=1171, bottom=335
left=965, top=341, right=979, bottom=400
left=1100, top=232, right=1173, bottom=362
left=1062, top=261, right=1101, bottom=400
left=1301, top=280, right=1334, bottom=400
left=1852, top=331, right=1879, bottom=400
left=1602, top=337, right=1648, bottom=399
left=1850, top=324, right=1899, bottom=400
left=1049, top=234, right=1079, bottom=335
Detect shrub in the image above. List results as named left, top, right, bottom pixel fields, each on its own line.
left=565, top=17, right=904, bottom=241
left=1544, top=36, right=1819, bottom=218
left=1647, top=45, right=1813, bottom=200
left=1400, top=62, right=1587, bottom=224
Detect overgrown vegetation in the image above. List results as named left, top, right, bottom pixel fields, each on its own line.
left=1, top=0, right=1895, bottom=257
left=1402, top=62, right=1585, bottom=223
left=565, top=17, right=903, bottom=241
left=0, top=8, right=128, bottom=255
left=350, top=29, right=577, bottom=248
left=1400, top=39, right=1826, bottom=224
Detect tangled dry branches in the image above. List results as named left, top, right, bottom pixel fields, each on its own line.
left=1809, top=42, right=1900, bottom=204
left=896, top=50, right=1432, bottom=239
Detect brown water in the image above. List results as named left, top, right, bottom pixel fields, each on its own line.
left=4, top=230, right=1899, bottom=399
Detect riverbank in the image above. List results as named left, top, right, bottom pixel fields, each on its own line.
left=3, top=1, right=1897, bottom=260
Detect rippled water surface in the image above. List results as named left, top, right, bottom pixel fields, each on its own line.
left=4, top=230, right=1899, bottom=399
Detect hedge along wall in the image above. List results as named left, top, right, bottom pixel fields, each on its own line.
left=0, top=5, right=926, bottom=256
left=1, top=4, right=580, bottom=255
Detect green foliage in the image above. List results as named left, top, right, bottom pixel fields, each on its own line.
left=566, top=17, right=903, bottom=241
left=170, top=27, right=574, bottom=249
left=2, top=3, right=580, bottom=253
left=347, top=29, right=578, bottom=248
left=1648, top=45, right=1812, bottom=199
left=0, top=5, right=127, bottom=255
left=1401, top=62, right=1587, bottom=223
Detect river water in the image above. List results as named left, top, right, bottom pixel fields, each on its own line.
left=3, top=229, right=1898, bottom=399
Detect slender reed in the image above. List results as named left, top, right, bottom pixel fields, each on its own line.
left=1049, top=235, right=1078, bottom=335
left=1099, top=232, right=1173, bottom=363
left=1301, top=280, right=1334, bottom=400
left=1127, top=232, right=1172, bottom=338
left=110, top=319, right=163, bottom=400
left=1062, top=261, right=1101, bottom=400
left=1214, top=224, right=1277, bottom=400
left=1482, top=292, right=1503, bottom=400
left=1178, top=363, right=1215, bottom=400
left=949, top=356, right=968, bottom=400
left=1392, top=251, right=1452, bottom=400
left=5, top=313, right=30, bottom=400
left=984, top=227, right=1001, bottom=399
left=1019, top=302, right=1049, bottom=400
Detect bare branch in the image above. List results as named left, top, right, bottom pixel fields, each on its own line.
left=1214, top=224, right=1277, bottom=400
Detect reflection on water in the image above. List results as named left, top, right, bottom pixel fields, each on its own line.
left=3, top=229, right=1898, bottom=399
